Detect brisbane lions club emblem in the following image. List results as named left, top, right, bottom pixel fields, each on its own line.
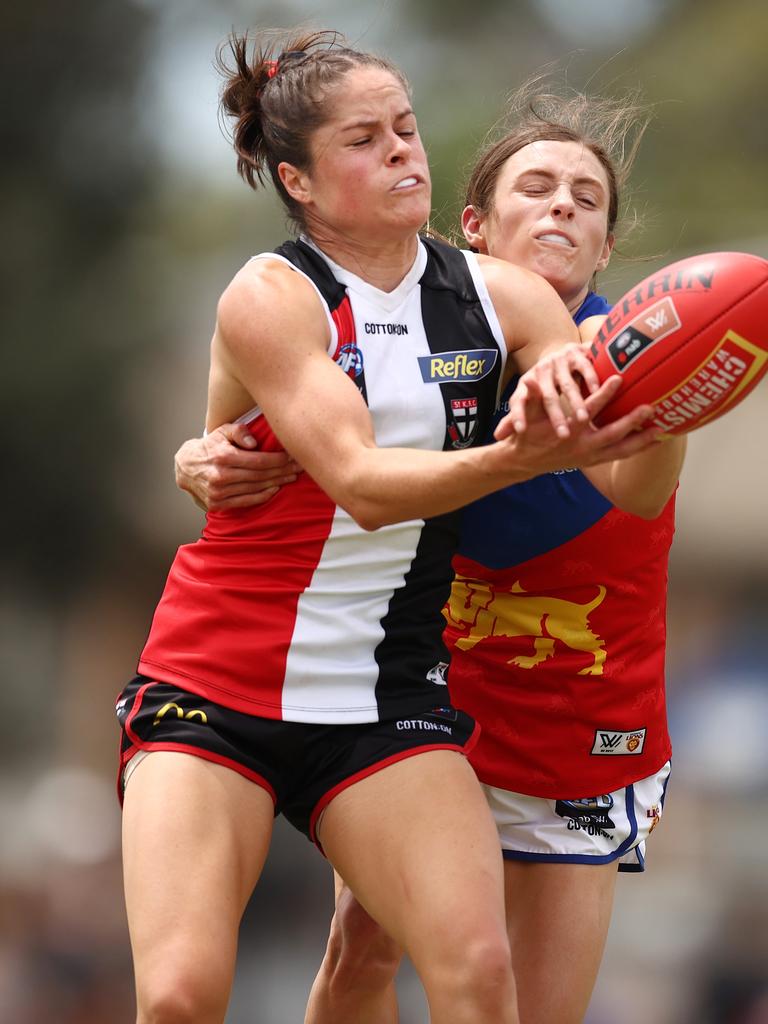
left=448, top=397, right=479, bottom=448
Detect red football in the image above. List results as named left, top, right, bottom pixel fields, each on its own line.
left=587, top=251, right=768, bottom=434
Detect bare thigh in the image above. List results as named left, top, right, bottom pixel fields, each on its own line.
left=319, top=750, right=518, bottom=1024
left=122, top=751, right=275, bottom=1018
left=504, top=859, right=618, bottom=1024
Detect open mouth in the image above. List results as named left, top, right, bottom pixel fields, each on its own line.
left=393, top=176, right=419, bottom=190
left=536, top=232, right=574, bottom=248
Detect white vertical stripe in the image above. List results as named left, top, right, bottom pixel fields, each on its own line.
left=280, top=508, right=424, bottom=722
left=461, top=250, right=509, bottom=408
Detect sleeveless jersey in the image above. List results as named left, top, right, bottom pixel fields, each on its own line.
left=139, top=236, right=507, bottom=724
left=444, top=292, right=675, bottom=798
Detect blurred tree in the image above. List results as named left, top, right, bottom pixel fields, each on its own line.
left=0, top=0, right=161, bottom=598
left=622, top=0, right=768, bottom=251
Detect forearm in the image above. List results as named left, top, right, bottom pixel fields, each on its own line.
left=331, top=398, right=665, bottom=531
left=333, top=441, right=534, bottom=530
left=586, top=435, right=686, bottom=518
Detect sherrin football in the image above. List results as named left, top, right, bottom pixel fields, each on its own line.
left=587, top=251, right=768, bottom=435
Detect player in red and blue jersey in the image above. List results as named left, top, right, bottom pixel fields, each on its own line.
left=175, top=83, right=684, bottom=1024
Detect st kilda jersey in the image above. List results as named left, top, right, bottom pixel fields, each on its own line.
left=138, top=236, right=507, bottom=723
left=444, top=293, right=675, bottom=798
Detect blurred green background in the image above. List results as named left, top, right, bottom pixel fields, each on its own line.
left=2, top=1, right=767, bottom=1021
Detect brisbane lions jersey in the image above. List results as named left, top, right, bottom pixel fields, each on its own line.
left=445, top=293, right=675, bottom=798
left=138, top=237, right=507, bottom=723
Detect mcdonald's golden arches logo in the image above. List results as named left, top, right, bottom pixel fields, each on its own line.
left=152, top=702, right=208, bottom=727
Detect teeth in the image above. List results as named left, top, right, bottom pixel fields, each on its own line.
left=394, top=177, right=418, bottom=189
left=538, top=233, right=573, bottom=247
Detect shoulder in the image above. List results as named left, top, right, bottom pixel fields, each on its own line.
left=475, top=253, right=565, bottom=313
left=216, top=256, right=329, bottom=353
left=474, top=254, right=578, bottom=352
left=578, top=314, right=608, bottom=342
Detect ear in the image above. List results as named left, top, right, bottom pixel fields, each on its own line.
left=278, top=161, right=312, bottom=206
left=461, top=205, right=489, bottom=253
left=595, top=232, right=615, bottom=274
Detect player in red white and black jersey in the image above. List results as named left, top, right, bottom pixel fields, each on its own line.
left=117, top=36, right=660, bottom=1024
left=175, top=83, right=687, bottom=1024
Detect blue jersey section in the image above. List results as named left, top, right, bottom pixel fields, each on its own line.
left=573, top=291, right=611, bottom=322
left=457, top=292, right=612, bottom=569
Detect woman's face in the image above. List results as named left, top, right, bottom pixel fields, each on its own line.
left=463, top=139, right=614, bottom=312
left=281, top=66, right=431, bottom=245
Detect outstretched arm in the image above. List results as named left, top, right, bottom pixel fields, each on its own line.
left=212, top=260, right=660, bottom=530
left=577, top=314, right=687, bottom=517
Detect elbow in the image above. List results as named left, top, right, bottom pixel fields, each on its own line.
left=631, top=502, right=667, bottom=521
left=343, top=498, right=390, bottom=532
left=331, top=456, right=396, bottom=531
left=614, top=494, right=671, bottom=520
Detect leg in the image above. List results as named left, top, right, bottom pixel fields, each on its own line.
left=319, top=750, right=518, bottom=1024
left=305, top=871, right=401, bottom=1024
left=122, top=751, right=275, bottom=1024
left=504, top=859, right=617, bottom=1024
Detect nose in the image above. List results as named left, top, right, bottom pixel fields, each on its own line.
left=549, top=184, right=575, bottom=219
left=385, top=130, right=410, bottom=164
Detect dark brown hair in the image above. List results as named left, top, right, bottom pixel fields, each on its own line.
left=464, top=78, right=652, bottom=243
left=217, top=29, right=410, bottom=231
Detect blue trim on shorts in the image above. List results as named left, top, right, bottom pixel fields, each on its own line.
left=501, top=782, right=644, bottom=871
left=501, top=849, right=637, bottom=867
left=660, top=764, right=672, bottom=808
left=613, top=784, right=639, bottom=857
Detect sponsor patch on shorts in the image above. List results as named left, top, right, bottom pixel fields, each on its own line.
left=591, top=727, right=646, bottom=755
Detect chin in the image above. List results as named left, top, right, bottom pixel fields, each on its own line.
left=535, top=262, right=571, bottom=292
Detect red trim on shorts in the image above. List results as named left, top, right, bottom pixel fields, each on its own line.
left=116, top=681, right=277, bottom=808
left=119, top=742, right=277, bottom=807
left=308, top=729, right=481, bottom=852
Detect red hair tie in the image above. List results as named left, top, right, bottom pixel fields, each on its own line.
left=266, top=59, right=278, bottom=79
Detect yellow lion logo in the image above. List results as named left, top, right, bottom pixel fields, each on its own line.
left=446, top=577, right=607, bottom=675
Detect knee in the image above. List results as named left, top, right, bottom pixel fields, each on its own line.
left=136, top=965, right=228, bottom=1024
left=324, top=892, right=402, bottom=992
left=429, top=928, right=514, bottom=1008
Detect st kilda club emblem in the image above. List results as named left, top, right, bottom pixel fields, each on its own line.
left=448, top=397, right=479, bottom=448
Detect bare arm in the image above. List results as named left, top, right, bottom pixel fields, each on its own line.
left=574, top=315, right=687, bottom=517
left=211, top=259, right=661, bottom=531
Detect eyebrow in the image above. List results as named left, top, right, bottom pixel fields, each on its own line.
left=516, top=168, right=606, bottom=192
left=338, top=109, right=415, bottom=133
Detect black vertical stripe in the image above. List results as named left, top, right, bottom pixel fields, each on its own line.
left=373, top=237, right=505, bottom=717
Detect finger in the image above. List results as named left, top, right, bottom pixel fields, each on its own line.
left=219, top=422, right=259, bottom=449
left=496, top=378, right=537, bottom=439
left=534, top=373, right=570, bottom=438
left=586, top=404, right=656, bottom=448
left=209, top=487, right=280, bottom=511
left=553, top=358, right=590, bottom=424
left=590, top=424, right=663, bottom=462
left=209, top=475, right=298, bottom=500
left=213, top=449, right=294, bottom=472
left=573, top=348, right=601, bottom=395
left=582, top=376, right=623, bottom=419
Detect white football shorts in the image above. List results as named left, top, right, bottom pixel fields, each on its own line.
left=483, top=760, right=671, bottom=873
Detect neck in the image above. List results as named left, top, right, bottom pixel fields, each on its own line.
left=562, top=283, right=591, bottom=316
left=304, top=224, right=421, bottom=292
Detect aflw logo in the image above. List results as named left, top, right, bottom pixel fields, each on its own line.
left=591, top=727, right=646, bottom=755
left=645, top=308, right=669, bottom=332
left=600, top=733, right=621, bottom=749
left=607, top=297, right=682, bottom=372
